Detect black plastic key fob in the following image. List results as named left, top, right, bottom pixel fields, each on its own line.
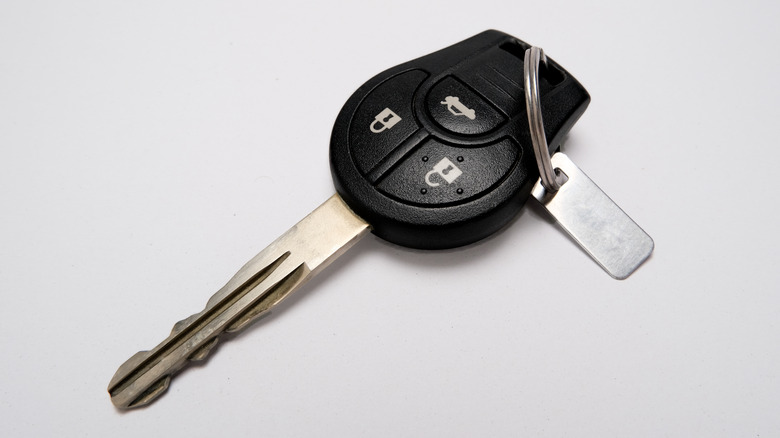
left=330, top=30, right=590, bottom=249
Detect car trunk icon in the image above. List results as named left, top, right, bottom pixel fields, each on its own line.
left=441, top=96, right=476, bottom=120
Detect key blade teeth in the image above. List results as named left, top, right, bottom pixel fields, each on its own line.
left=188, top=337, right=218, bottom=361
left=171, top=314, right=200, bottom=336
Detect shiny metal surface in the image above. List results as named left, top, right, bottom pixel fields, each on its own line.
left=108, top=194, right=370, bottom=409
left=524, top=46, right=566, bottom=192
left=532, top=153, right=654, bottom=279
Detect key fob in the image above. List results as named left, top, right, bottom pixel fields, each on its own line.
left=330, top=29, right=590, bottom=249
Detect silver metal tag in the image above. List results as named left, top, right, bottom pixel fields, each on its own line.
left=531, top=153, right=654, bottom=279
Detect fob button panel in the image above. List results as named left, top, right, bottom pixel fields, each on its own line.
left=426, top=76, right=506, bottom=135
left=377, top=138, right=518, bottom=205
left=349, top=69, right=428, bottom=174
left=330, top=30, right=591, bottom=249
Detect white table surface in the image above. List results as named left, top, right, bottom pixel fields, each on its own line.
left=2, top=1, right=778, bottom=436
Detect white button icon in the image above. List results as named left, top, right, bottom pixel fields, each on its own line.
left=440, top=96, right=476, bottom=120
left=370, top=108, right=402, bottom=133
left=425, top=157, right=463, bottom=187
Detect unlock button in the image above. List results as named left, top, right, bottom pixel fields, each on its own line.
left=377, top=138, right=518, bottom=205
left=425, top=157, right=463, bottom=187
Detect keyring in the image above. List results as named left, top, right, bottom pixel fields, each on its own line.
left=524, top=46, right=566, bottom=192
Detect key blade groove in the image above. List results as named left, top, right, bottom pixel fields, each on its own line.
left=109, top=194, right=370, bottom=409
left=226, top=262, right=309, bottom=333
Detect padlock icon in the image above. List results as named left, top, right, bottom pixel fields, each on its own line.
left=370, top=108, right=402, bottom=133
left=425, top=157, right=463, bottom=187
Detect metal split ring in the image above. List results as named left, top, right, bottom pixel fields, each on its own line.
left=524, top=46, right=566, bottom=192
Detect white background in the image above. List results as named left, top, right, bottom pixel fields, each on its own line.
left=1, top=0, right=779, bottom=436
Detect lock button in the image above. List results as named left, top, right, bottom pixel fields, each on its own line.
left=426, top=76, right=505, bottom=136
left=348, top=69, right=429, bottom=175
left=369, top=108, right=402, bottom=133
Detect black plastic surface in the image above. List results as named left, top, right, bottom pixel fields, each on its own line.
left=330, top=30, right=590, bottom=249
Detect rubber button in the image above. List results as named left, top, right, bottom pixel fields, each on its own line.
left=426, top=76, right=505, bottom=136
left=377, top=138, right=518, bottom=205
left=349, top=70, right=428, bottom=175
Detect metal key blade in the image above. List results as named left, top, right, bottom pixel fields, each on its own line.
left=108, top=194, right=370, bottom=409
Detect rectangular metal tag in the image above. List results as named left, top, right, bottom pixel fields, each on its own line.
left=531, top=153, right=654, bottom=279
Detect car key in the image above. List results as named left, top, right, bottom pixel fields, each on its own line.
left=108, top=30, right=650, bottom=409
